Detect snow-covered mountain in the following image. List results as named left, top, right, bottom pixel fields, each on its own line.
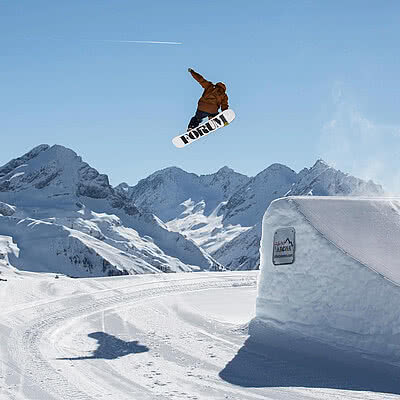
left=287, top=159, right=383, bottom=196
left=212, top=223, right=262, bottom=271
left=220, top=163, right=298, bottom=227
left=0, top=144, right=384, bottom=276
left=116, top=166, right=250, bottom=222
left=119, top=159, right=383, bottom=271
left=211, top=160, right=384, bottom=269
left=0, top=145, right=221, bottom=277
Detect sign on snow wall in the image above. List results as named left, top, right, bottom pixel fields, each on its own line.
left=273, top=227, right=295, bottom=265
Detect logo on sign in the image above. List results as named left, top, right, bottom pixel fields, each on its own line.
left=273, top=238, right=294, bottom=258
left=273, top=227, right=295, bottom=265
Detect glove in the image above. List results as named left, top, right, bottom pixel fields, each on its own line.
left=188, top=68, right=194, bottom=73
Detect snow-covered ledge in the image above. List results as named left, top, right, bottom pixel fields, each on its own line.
left=254, top=196, right=400, bottom=360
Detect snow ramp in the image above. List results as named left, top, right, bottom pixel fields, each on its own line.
left=256, top=196, right=400, bottom=359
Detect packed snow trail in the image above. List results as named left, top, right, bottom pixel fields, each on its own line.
left=1, top=271, right=399, bottom=399
left=2, top=273, right=253, bottom=399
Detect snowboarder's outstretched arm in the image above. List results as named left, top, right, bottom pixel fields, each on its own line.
left=188, top=68, right=212, bottom=89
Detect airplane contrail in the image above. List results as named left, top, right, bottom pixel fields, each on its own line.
left=103, top=40, right=182, bottom=45
left=24, top=37, right=183, bottom=46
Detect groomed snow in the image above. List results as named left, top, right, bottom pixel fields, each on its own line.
left=2, top=270, right=400, bottom=399
left=257, top=196, right=400, bottom=360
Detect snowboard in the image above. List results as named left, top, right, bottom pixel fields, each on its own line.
left=172, top=109, right=235, bottom=148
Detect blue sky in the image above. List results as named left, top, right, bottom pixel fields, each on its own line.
left=1, top=1, right=400, bottom=191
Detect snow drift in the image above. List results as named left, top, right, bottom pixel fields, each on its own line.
left=255, top=196, right=400, bottom=360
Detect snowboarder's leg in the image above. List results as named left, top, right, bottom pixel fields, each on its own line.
left=187, top=115, right=201, bottom=130
left=187, top=110, right=210, bottom=130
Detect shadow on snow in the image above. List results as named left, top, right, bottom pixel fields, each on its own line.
left=57, top=332, right=149, bottom=361
left=219, top=320, right=400, bottom=395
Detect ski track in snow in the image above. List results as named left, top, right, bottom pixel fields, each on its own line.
left=3, top=274, right=255, bottom=400
left=0, top=272, right=398, bottom=400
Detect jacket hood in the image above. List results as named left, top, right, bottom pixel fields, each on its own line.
left=216, top=82, right=226, bottom=91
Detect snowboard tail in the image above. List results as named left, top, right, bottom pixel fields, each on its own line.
left=173, top=109, right=235, bottom=148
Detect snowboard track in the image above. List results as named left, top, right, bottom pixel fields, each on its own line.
left=7, top=274, right=256, bottom=400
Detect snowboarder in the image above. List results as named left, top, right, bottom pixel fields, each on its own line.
left=187, top=68, right=229, bottom=131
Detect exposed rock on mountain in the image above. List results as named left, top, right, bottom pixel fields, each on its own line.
left=213, top=161, right=384, bottom=269
left=0, top=145, right=221, bottom=276
left=220, top=163, right=298, bottom=227
left=124, top=159, right=383, bottom=271
left=287, top=159, right=383, bottom=196
left=122, top=166, right=250, bottom=222
left=0, top=144, right=384, bottom=275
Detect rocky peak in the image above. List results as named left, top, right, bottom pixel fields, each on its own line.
left=221, top=164, right=298, bottom=226
left=0, top=144, right=50, bottom=178
left=262, top=162, right=295, bottom=175
left=288, top=160, right=383, bottom=197
left=216, top=166, right=234, bottom=175
left=311, top=158, right=329, bottom=169
left=199, top=166, right=250, bottom=201
left=114, top=182, right=132, bottom=198
left=0, top=144, right=113, bottom=200
left=146, top=166, right=194, bottom=182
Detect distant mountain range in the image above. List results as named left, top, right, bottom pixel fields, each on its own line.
left=116, top=157, right=383, bottom=270
left=0, top=144, right=383, bottom=276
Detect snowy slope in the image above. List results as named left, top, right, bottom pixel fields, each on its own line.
left=166, top=199, right=251, bottom=255
left=211, top=223, right=262, bottom=270
left=0, top=145, right=220, bottom=276
left=256, top=196, right=400, bottom=359
left=0, top=216, right=162, bottom=277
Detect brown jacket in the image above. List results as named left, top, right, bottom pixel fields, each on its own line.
left=190, top=70, right=229, bottom=114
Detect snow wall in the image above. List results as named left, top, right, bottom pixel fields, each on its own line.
left=255, top=196, right=400, bottom=359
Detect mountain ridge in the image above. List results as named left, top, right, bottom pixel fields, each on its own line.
left=0, top=144, right=385, bottom=274
left=0, top=144, right=222, bottom=276
left=122, top=156, right=383, bottom=270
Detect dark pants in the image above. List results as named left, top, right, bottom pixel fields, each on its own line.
left=188, top=110, right=218, bottom=130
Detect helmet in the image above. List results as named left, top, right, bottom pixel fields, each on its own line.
left=216, top=82, right=226, bottom=91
